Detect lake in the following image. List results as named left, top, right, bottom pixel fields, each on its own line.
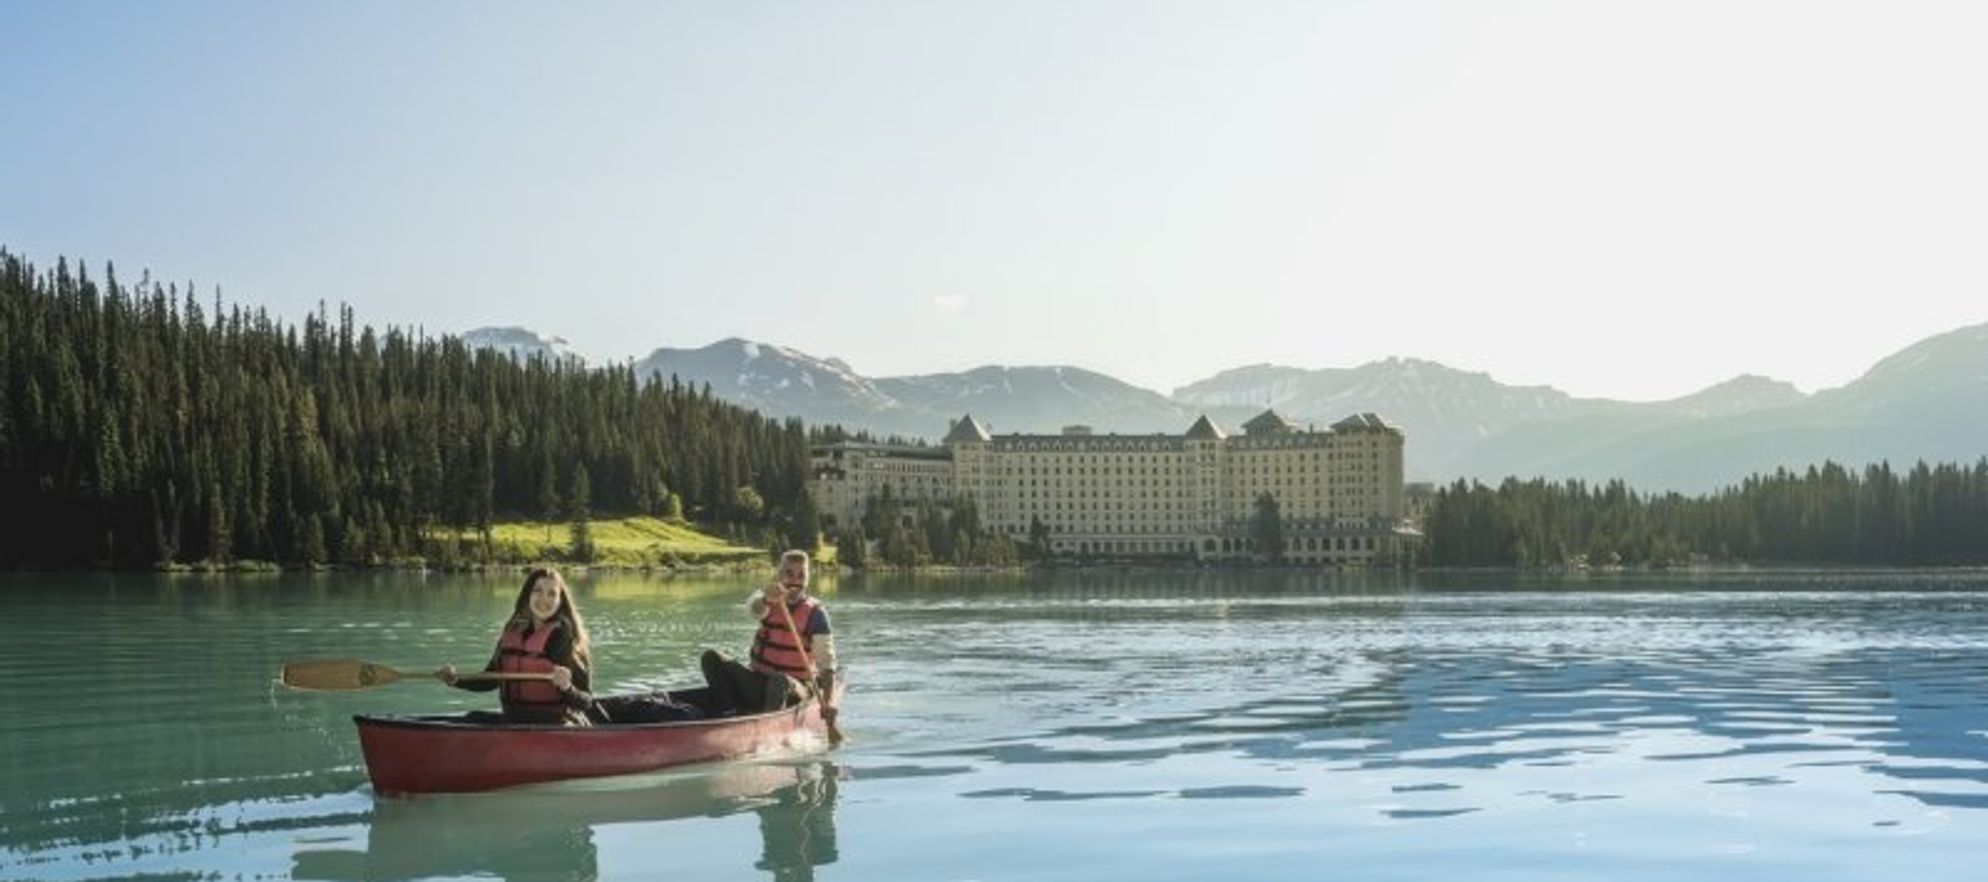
left=4, top=568, right=1988, bottom=881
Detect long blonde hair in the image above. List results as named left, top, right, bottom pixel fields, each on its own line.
left=507, top=566, right=591, bottom=669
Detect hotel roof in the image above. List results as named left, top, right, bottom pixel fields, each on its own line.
left=943, top=413, right=993, bottom=444
left=1184, top=415, right=1228, bottom=440
left=1242, top=408, right=1296, bottom=434
left=1331, top=412, right=1401, bottom=432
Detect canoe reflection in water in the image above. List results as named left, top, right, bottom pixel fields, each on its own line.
left=292, top=760, right=841, bottom=882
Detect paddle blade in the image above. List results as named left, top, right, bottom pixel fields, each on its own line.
left=280, top=659, right=407, bottom=692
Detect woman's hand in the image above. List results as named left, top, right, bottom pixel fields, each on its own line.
left=549, top=665, right=573, bottom=692
left=437, top=664, right=458, bottom=685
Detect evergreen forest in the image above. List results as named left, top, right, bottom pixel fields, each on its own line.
left=0, top=250, right=821, bottom=568
left=1421, top=464, right=1988, bottom=567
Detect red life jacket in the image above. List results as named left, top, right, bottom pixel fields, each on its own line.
left=497, top=623, right=567, bottom=717
left=750, top=596, right=822, bottom=679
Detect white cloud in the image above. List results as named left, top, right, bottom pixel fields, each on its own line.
left=932, top=293, right=970, bottom=313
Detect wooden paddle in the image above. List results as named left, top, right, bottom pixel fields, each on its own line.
left=279, top=659, right=554, bottom=692
left=775, top=596, right=845, bottom=746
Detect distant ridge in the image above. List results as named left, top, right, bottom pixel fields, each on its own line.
left=630, top=337, right=909, bottom=429
left=468, top=321, right=1988, bottom=494
left=628, top=339, right=1196, bottom=438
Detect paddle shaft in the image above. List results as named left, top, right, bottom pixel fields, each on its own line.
left=279, top=659, right=557, bottom=692
left=452, top=671, right=557, bottom=683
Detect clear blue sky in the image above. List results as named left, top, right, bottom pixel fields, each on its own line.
left=5, top=1, right=1984, bottom=400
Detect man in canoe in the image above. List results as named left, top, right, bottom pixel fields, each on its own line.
left=701, top=549, right=841, bottom=726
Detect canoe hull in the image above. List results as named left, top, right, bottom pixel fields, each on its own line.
left=355, top=690, right=834, bottom=795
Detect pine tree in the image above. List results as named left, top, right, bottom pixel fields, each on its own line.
left=567, top=460, right=594, bottom=562
left=1251, top=492, right=1285, bottom=562
left=1028, top=515, right=1051, bottom=558
left=835, top=527, right=868, bottom=568
left=790, top=488, right=822, bottom=554
left=538, top=449, right=560, bottom=544
left=206, top=480, right=231, bottom=565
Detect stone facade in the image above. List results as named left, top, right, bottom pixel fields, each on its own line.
left=810, top=410, right=1417, bottom=565
left=809, top=442, right=954, bottom=531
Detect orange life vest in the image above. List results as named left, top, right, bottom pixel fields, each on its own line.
left=750, top=596, right=822, bottom=679
left=497, top=623, right=567, bottom=717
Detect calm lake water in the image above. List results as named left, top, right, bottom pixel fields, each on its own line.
left=4, top=568, right=1988, bottom=881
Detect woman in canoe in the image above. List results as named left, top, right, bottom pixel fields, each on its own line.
left=440, top=566, right=596, bottom=726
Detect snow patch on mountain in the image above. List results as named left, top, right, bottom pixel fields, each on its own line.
left=462, top=326, right=584, bottom=365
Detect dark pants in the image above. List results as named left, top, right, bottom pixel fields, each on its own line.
left=702, top=650, right=805, bottom=715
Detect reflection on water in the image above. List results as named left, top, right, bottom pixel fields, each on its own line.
left=6, top=569, right=1988, bottom=880
left=289, top=762, right=840, bottom=882
left=753, top=764, right=840, bottom=882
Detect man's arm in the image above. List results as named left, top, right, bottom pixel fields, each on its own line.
left=812, top=633, right=839, bottom=676
left=807, top=608, right=839, bottom=709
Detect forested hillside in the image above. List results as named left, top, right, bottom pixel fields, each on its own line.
left=0, top=251, right=820, bottom=568
left=1423, top=461, right=1988, bottom=567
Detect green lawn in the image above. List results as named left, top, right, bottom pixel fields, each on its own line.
left=475, top=517, right=769, bottom=567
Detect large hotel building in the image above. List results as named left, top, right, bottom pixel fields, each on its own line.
left=810, top=410, right=1417, bottom=565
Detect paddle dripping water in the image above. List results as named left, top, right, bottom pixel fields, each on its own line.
left=4, top=569, right=1988, bottom=881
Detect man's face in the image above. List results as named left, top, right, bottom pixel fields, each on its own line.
left=778, top=559, right=809, bottom=592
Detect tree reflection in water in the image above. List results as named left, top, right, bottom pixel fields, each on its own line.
left=290, top=761, right=842, bottom=882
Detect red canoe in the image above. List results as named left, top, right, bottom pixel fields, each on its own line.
left=355, top=686, right=837, bottom=795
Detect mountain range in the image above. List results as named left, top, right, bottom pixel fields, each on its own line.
left=467, top=323, right=1988, bottom=494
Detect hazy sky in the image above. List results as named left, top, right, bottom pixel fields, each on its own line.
left=5, top=1, right=1984, bottom=401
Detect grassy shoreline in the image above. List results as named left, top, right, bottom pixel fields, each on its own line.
left=16, top=516, right=788, bottom=574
